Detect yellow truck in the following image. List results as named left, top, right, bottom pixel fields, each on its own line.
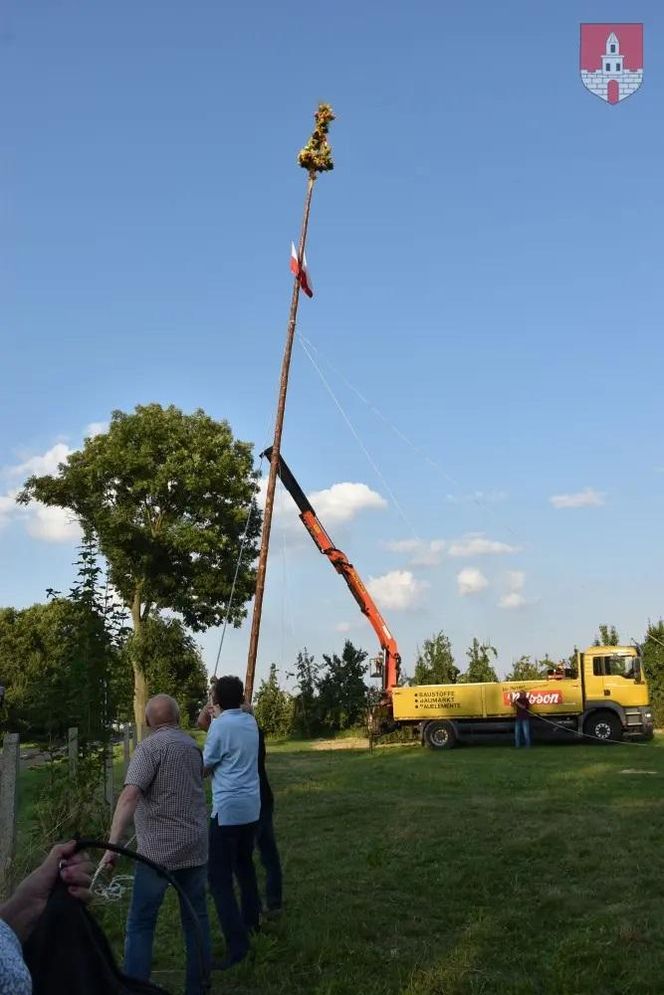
left=392, top=645, right=654, bottom=749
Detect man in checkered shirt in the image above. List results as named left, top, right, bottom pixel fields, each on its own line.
left=103, top=694, right=211, bottom=995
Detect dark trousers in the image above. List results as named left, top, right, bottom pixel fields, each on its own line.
left=208, top=818, right=260, bottom=962
left=124, top=862, right=211, bottom=995
left=515, top=717, right=532, bottom=747
left=256, top=806, right=283, bottom=911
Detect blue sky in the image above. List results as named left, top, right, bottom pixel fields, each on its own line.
left=2, top=0, right=663, bottom=684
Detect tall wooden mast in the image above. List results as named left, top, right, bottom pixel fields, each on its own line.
left=244, top=104, right=335, bottom=701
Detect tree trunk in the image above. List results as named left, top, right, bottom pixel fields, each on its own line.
left=131, top=590, right=147, bottom=741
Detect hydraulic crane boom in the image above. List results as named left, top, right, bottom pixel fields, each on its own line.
left=262, top=447, right=401, bottom=694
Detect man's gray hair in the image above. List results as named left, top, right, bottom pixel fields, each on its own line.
left=145, top=694, right=181, bottom=727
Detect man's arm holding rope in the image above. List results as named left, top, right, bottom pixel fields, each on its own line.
left=102, top=785, right=141, bottom=868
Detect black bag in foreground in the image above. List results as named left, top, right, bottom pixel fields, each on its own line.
left=23, top=839, right=209, bottom=995
left=23, top=878, right=169, bottom=995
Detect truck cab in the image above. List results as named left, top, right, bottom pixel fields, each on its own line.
left=580, top=645, right=652, bottom=741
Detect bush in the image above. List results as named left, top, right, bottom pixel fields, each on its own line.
left=254, top=664, right=295, bottom=738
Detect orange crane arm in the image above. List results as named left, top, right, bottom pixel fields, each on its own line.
left=262, top=448, right=401, bottom=693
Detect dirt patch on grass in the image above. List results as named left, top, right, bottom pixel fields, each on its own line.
left=310, top=737, right=369, bottom=751
left=309, top=737, right=420, bottom=752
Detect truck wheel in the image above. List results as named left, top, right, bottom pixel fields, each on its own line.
left=584, top=711, right=622, bottom=743
left=424, top=721, right=457, bottom=750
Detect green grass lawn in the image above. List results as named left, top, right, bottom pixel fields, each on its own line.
left=17, top=736, right=664, bottom=994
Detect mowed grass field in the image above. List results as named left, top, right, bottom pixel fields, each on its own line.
left=18, top=735, right=664, bottom=994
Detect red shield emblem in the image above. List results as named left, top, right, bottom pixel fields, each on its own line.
left=580, top=24, right=644, bottom=104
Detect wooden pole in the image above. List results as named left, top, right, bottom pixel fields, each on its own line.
left=68, top=726, right=78, bottom=778
left=0, top=733, right=20, bottom=898
left=104, top=747, right=114, bottom=815
left=244, top=173, right=316, bottom=701
left=123, top=724, right=131, bottom=776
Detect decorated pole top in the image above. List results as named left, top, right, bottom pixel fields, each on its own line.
left=297, top=103, right=335, bottom=176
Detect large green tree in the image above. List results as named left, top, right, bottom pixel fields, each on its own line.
left=461, top=638, right=499, bottom=683
left=317, top=641, right=368, bottom=731
left=18, top=404, right=260, bottom=734
left=413, top=632, right=459, bottom=685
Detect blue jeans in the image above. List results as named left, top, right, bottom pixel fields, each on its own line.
left=208, top=818, right=260, bottom=963
left=515, top=717, right=532, bottom=748
left=256, top=806, right=283, bottom=911
left=124, top=862, right=211, bottom=995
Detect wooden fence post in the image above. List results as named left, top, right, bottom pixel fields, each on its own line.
left=104, top=748, right=114, bottom=816
left=123, top=725, right=131, bottom=777
left=0, top=733, right=20, bottom=898
left=68, top=727, right=78, bottom=778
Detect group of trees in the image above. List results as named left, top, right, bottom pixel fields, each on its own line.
left=410, top=632, right=556, bottom=686
left=253, top=642, right=369, bottom=738
left=0, top=574, right=208, bottom=743
left=11, top=404, right=260, bottom=740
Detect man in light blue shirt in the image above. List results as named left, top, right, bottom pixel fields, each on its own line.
left=203, top=675, right=261, bottom=969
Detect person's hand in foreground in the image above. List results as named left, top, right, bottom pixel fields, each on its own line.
left=0, top=840, right=92, bottom=942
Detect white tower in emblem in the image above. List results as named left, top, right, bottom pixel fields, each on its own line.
left=603, top=32, right=624, bottom=76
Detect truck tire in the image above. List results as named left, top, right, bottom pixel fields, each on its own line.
left=423, top=720, right=457, bottom=750
left=583, top=711, right=623, bottom=744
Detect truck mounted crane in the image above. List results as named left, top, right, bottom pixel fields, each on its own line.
left=264, top=449, right=653, bottom=749
left=262, top=447, right=401, bottom=701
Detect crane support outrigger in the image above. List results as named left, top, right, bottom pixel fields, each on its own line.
left=262, top=447, right=401, bottom=702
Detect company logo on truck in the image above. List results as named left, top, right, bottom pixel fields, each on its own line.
left=503, top=690, right=563, bottom=706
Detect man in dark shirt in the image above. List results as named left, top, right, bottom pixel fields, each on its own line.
left=514, top=690, right=533, bottom=748
left=253, top=715, right=283, bottom=916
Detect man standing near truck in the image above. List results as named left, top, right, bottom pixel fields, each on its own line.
left=514, top=690, right=532, bottom=748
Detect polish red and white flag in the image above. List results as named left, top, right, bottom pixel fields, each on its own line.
left=290, top=242, right=313, bottom=298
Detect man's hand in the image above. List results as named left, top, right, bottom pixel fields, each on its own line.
left=196, top=703, right=215, bottom=732
left=0, top=840, right=92, bottom=942
left=101, top=848, right=119, bottom=869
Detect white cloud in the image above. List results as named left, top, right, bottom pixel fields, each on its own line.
left=499, top=592, right=527, bottom=610
left=335, top=621, right=351, bottom=633
left=85, top=421, right=109, bottom=438
left=7, top=442, right=72, bottom=480
left=0, top=491, right=17, bottom=529
left=549, top=488, right=605, bottom=509
left=310, top=482, right=387, bottom=524
left=448, top=533, right=520, bottom=557
left=25, top=505, right=82, bottom=544
left=1, top=440, right=78, bottom=543
left=457, top=567, right=489, bottom=597
left=258, top=477, right=387, bottom=547
left=384, top=538, right=446, bottom=566
left=498, top=570, right=536, bottom=610
left=367, top=570, right=428, bottom=611
left=446, top=490, right=507, bottom=505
